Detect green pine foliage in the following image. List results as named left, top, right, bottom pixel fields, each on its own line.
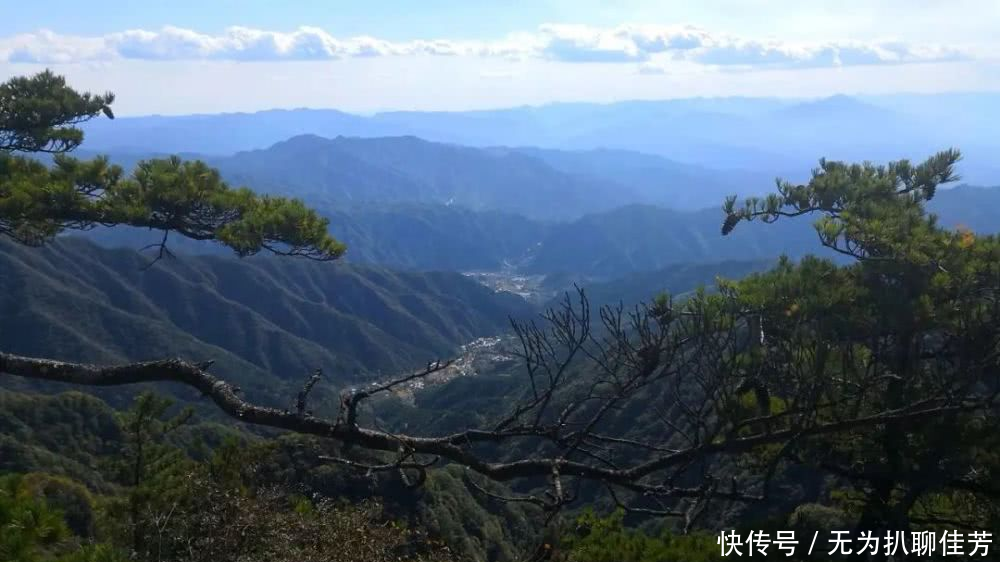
left=559, top=510, right=720, bottom=562
left=1, top=71, right=343, bottom=260
left=0, top=472, right=127, bottom=562
left=1, top=473, right=72, bottom=562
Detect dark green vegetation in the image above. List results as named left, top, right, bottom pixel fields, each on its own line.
left=562, top=259, right=775, bottom=309
left=0, top=391, right=472, bottom=562
left=1, top=71, right=343, bottom=260
left=0, top=237, right=530, bottom=401
left=5, top=70, right=1000, bottom=562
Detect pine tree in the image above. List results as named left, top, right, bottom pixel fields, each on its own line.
left=0, top=70, right=344, bottom=261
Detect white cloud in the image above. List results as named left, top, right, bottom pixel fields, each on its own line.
left=4, top=30, right=110, bottom=64
left=537, top=24, right=714, bottom=62
left=687, top=39, right=967, bottom=68
left=108, top=26, right=448, bottom=60
left=0, top=24, right=977, bottom=71
left=536, top=24, right=971, bottom=69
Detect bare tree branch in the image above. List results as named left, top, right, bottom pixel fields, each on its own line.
left=3, top=283, right=998, bottom=519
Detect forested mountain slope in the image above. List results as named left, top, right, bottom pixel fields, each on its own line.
left=572, top=258, right=776, bottom=309
left=523, top=204, right=820, bottom=277
left=79, top=184, right=1000, bottom=280
left=0, top=238, right=532, bottom=403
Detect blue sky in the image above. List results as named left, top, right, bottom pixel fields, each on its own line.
left=2, top=0, right=998, bottom=114
left=5, top=0, right=568, bottom=39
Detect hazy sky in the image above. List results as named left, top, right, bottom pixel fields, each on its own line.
left=2, top=0, right=998, bottom=115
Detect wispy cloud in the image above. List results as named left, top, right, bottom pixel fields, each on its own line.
left=0, top=24, right=974, bottom=70
left=537, top=24, right=970, bottom=68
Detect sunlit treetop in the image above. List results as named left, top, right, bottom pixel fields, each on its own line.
left=722, top=149, right=964, bottom=265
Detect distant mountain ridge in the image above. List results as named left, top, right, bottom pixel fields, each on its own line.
left=80, top=133, right=779, bottom=218
left=213, top=135, right=630, bottom=220
left=504, top=146, right=774, bottom=211
left=80, top=93, right=1000, bottom=185
left=66, top=126, right=1000, bottom=279
left=79, top=183, right=1000, bottom=281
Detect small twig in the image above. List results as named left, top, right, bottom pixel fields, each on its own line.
left=138, top=229, right=175, bottom=271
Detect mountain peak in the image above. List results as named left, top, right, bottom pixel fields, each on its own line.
left=775, top=94, right=890, bottom=119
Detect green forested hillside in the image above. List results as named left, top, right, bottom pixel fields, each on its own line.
left=568, top=258, right=776, bottom=308
left=323, top=203, right=547, bottom=271
left=525, top=204, right=822, bottom=277
left=0, top=388, right=542, bottom=562
left=0, top=391, right=122, bottom=488
left=0, top=238, right=532, bottom=404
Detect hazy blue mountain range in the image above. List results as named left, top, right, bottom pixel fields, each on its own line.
left=63, top=128, right=1000, bottom=281
left=76, top=201, right=820, bottom=278
left=79, top=184, right=1000, bottom=280
left=212, top=135, right=628, bottom=220
left=521, top=204, right=818, bottom=277
left=80, top=93, right=1000, bottom=185
left=498, top=146, right=775, bottom=210
left=522, top=184, right=1000, bottom=277
left=76, top=134, right=777, bottom=217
